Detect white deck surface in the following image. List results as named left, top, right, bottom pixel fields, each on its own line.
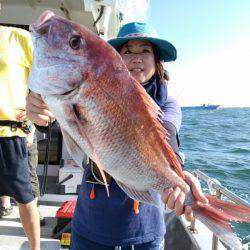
left=0, top=204, right=62, bottom=250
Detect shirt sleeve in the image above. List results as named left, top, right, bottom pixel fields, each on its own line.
left=161, top=95, right=182, bottom=132
left=163, top=121, right=184, bottom=167
left=161, top=96, right=184, bottom=166
left=17, top=29, right=34, bottom=69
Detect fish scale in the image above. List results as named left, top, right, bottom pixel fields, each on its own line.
left=74, top=84, right=171, bottom=189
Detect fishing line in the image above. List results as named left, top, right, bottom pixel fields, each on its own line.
left=40, top=119, right=52, bottom=196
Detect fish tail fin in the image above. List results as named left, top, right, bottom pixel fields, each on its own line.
left=192, top=195, right=250, bottom=249
left=206, top=195, right=250, bottom=222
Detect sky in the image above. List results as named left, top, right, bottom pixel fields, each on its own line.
left=146, top=0, right=250, bottom=107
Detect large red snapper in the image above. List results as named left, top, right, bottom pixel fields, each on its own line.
left=28, top=11, right=250, bottom=249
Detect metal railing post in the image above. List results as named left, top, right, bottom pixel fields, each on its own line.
left=187, top=172, right=198, bottom=234
left=211, top=189, right=221, bottom=250
left=188, top=218, right=197, bottom=234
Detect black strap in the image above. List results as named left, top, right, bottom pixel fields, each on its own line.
left=0, top=120, right=32, bottom=134
left=0, top=120, right=23, bottom=130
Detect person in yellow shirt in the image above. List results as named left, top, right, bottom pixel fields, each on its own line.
left=0, top=22, right=40, bottom=250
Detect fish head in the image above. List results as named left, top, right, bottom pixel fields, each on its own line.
left=28, top=10, right=116, bottom=96
left=27, top=11, right=126, bottom=167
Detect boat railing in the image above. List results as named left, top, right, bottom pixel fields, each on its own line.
left=190, top=170, right=250, bottom=250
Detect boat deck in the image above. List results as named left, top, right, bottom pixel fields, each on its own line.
left=0, top=176, right=70, bottom=250
left=0, top=203, right=62, bottom=250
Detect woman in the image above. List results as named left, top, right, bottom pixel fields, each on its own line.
left=27, top=22, right=207, bottom=250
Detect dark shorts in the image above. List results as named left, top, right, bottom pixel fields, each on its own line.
left=70, top=229, right=163, bottom=250
left=0, top=137, right=34, bottom=204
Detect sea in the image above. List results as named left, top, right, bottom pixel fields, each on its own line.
left=179, top=107, right=250, bottom=245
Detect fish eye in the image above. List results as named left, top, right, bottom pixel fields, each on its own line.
left=69, top=36, right=81, bottom=50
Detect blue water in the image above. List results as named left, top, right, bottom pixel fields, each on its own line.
left=179, top=108, right=250, bottom=244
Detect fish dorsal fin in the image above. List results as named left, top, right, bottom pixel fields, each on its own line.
left=132, top=82, right=185, bottom=178
left=163, top=139, right=184, bottom=178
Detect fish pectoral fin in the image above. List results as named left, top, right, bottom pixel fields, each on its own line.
left=116, top=180, right=158, bottom=207
left=91, top=152, right=110, bottom=197
left=61, top=128, right=86, bottom=168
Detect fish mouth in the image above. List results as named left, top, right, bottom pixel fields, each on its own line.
left=30, top=10, right=55, bottom=36
left=37, top=10, right=55, bottom=26
left=47, top=86, right=79, bottom=99
left=62, top=88, right=78, bottom=96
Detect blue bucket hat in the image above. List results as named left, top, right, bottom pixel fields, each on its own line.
left=108, top=22, right=177, bottom=62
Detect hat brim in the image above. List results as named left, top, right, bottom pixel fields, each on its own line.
left=108, top=36, right=177, bottom=62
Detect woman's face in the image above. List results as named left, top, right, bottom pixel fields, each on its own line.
left=119, top=40, right=156, bottom=84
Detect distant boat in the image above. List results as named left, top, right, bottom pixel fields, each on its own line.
left=181, top=104, right=220, bottom=110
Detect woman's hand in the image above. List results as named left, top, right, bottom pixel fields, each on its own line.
left=161, top=171, right=208, bottom=221
left=26, top=91, right=55, bottom=126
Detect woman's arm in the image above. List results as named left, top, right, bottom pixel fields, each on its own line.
left=161, top=95, right=182, bottom=132
left=164, top=121, right=184, bottom=167
left=161, top=95, right=183, bottom=165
